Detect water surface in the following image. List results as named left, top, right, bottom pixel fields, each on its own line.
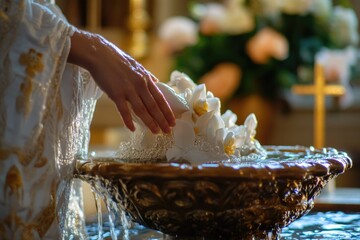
left=86, top=211, right=360, bottom=240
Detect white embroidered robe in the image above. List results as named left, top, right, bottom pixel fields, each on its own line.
left=0, top=0, right=101, bottom=238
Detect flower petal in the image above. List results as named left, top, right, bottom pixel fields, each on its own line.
left=196, top=111, right=215, bottom=136
left=169, top=71, right=197, bottom=93
left=222, top=110, right=237, bottom=128
left=156, top=82, right=189, bottom=117
left=159, top=17, right=198, bottom=52
left=244, top=113, right=257, bottom=132
left=206, top=113, right=225, bottom=140
left=207, top=97, right=221, bottom=113
left=166, top=146, right=183, bottom=161
left=192, top=84, right=207, bottom=104
left=233, top=125, right=246, bottom=146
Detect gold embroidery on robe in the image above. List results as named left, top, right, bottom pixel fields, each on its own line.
left=0, top=9, right=10, bottom=22
left=21, top=225, right=37, bottom=240
left=0, top=126, right=47, bottom=167
left=0, top=147, right=30, bottom=166
left=4, top=165, right=23, bottom=200
left=27, top=130, right=47, bottom=167
left=19, top=48, right=44, bottom=77
left=0, top=0, right=12, bottom=23
left=16, top=48, right=44, bottom=116
left=34, top=180, right=57, bottom=237
left=1, top=179, right=57, bottom=238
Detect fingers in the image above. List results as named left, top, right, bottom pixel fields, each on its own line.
left=127, top=93, right=161, bottom=134
left=148, top=72, right=159, bottom=83
left=129, top=81, right=175, bottom=133
left=110, top=59, right=175, bottom=133
left=116, top=95, right=162, bottom=134
left=115, top=99, right=136, bottom=132
left=146, top=72, right=176, bottom=126
left=138, top=86, right=172, bottom=134
left=120, top=78, right=175, bottom=134
left=87, top=37, right=176, bottom=134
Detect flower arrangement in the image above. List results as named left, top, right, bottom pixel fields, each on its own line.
left=118, top=71, right=266, bottom=164
left=159, top=0, right=359, bottom=105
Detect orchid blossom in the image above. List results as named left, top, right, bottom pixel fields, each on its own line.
left=165, top=72, right=263, bottom=163
left=122, top=71, right=264, bottom=164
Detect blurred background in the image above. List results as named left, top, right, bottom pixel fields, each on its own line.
left=57, top=0, right=360, bottom=195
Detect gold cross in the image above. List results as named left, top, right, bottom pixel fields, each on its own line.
left=292, top=63, right=346, bottom=148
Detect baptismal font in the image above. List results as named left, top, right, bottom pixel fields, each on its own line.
left=74, top=71, right=352, bottom=239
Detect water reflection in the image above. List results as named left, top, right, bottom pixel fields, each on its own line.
left=281, top=211, right=360, bottom=240
left=86, top=211, right=360, bottom=240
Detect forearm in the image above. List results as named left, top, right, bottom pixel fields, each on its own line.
left=68, top=29, right=135, bottom=78
left=67, top=28, right=175, bottom=133
left=67, top=29, right=137, bottom=96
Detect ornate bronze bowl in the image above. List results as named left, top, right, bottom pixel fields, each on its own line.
left=75, top=146, right=352, bottom=239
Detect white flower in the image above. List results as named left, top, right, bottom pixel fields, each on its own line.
left=258, top=0, right=283, bottom=16
left=204, top=112, right=225, bottom=141
left=168, top=71, right=197, bottom=94
left=244, top=113, right=257, bottom=144
left=232, top=125, right=247, bottom=147
left=316, top=47, right=358, bottom=108
left=166, top=118, right=225, bottom=164
left=220, top=0, right=254, bottom=34
left=165, top=75, right=241, bottom=163
left=187, top=84, right=221, bottom=117
left=156, top=82, right=189, bottom=118
left=191, top=3, right=208, bottom=20
left=158, top=17, right=198, bottom=52
left=316, top=47, right=357, bottom=84
left=124, top=70, right=264, bottom=163
left=195, top=3, right=226, bottom=35
left=223, top=131, right=236, bottom=155
left=200, top=3, right=226, bottom=22
left=192, top=3, right=225, bottom=23
left=329, top=6, right=359, bottom=47
left=222, top=110, right=237, bottom=128
left=166, top=119, right=203, bottom=163
left=311, top=0, right=332, bottom=22
left=280, top=0, right=313, bottom=15
left=164, top=71, right=264, bottom=162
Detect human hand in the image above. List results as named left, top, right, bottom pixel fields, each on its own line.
left=68, top=30, right=176, bottom=134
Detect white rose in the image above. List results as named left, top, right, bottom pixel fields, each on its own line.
left=329, top=6, right=359, bottom=47
left=197, top=3, right=226, bottom=35
left=316, top=47, right=357, bottom=84
left=192, top=3, right=225, bottom=21
left=220, top=0, right=254, bottom=34
left=158, top=17, right=198, bottom=52
left=311, top=0, right=332, bottom=22
left=258, top=0, right=282, bottom=16
left=316, top=47, right=358, bottom=108
left=281, top=0, right=313, bottom=15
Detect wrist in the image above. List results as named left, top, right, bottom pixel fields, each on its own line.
left=68, top=29, right=101, bottom=71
